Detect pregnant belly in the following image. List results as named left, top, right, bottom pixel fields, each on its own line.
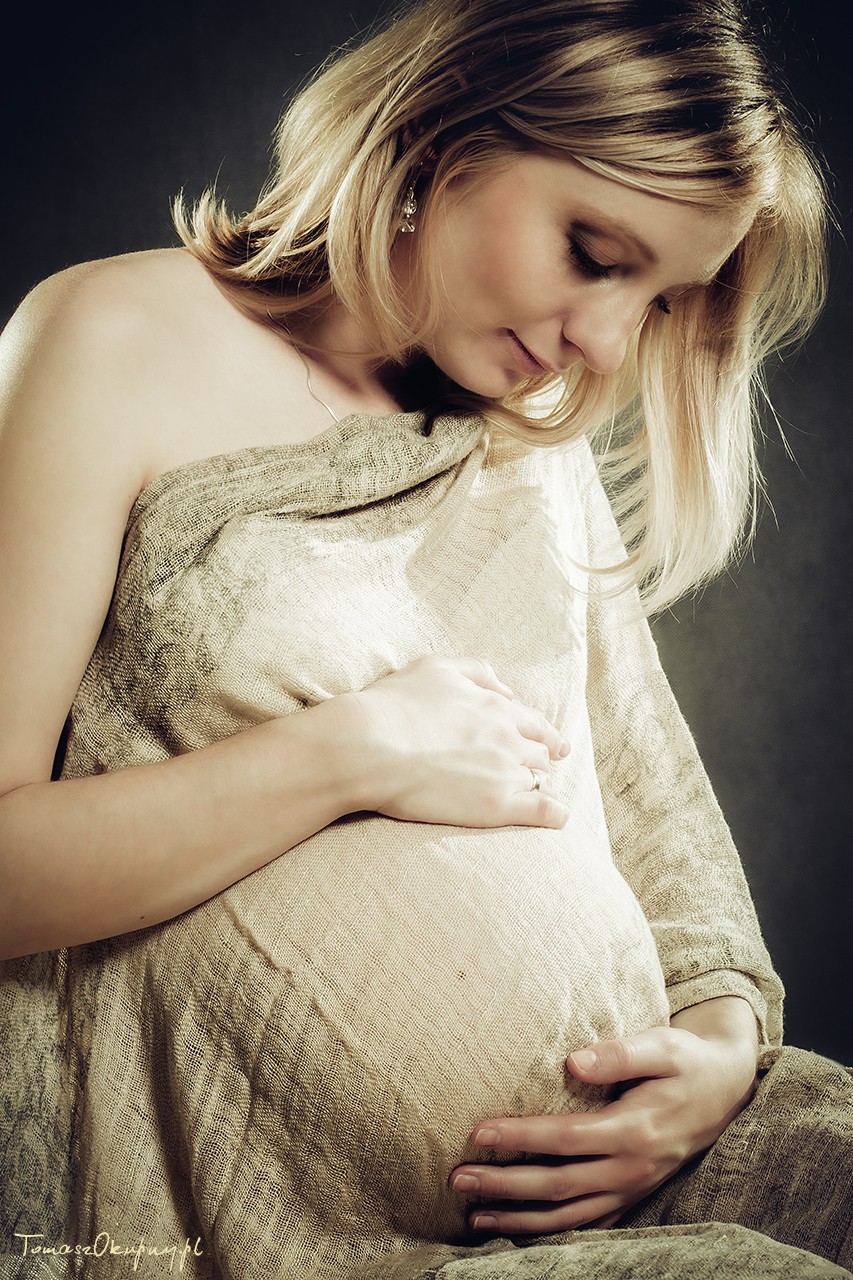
left=140, top=813, right=668, bottom=1268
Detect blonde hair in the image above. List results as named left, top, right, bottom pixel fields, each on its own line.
left=174, top=0, right=827, bottom=610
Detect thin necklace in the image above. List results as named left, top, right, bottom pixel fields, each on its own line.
left=291, top=342, right=339, bottom=425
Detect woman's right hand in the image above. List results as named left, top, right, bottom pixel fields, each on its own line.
left=336, top=656, right=570, bottom=829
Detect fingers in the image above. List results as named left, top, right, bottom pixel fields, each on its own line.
left=467, top=1191, right=623, bottom=1235
left=514, top=704, right=570, bottom=762
left=566, top=1027, right=685, bottom=1085
left=458, top=1187, right=625, bottom=1239
left=521, top=740, right=552, bottom=775
left=451, top=1159, right=612, bottom=1205
left=509, top=781, right=568, bottom=830
left=507, top=759, right=569, bottom=829
left=441, top=657, right=570, bottom=763
left=450, top=1132, right=656, bottom=1236
left=466, top=1113, right=610, bottom=1159
left=450, top=1027, right=735, bottom=1241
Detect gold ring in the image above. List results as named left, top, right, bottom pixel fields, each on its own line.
left=528, top=768, right=542, bottom=792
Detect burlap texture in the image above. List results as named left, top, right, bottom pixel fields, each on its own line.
left=1, top=413, right=789, bottom=1278
left=349, top=1046, right=853, bottom=1279
left=352, top=1224, right=848, bottom=1280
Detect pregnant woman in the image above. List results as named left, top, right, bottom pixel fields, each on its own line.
left=1, top=1, right=849, bottom=1277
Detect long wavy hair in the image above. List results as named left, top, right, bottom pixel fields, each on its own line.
left=174, top=0, right=827, bottom=610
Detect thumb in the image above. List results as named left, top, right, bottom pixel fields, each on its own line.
left=566, top=1026, right=679, bottom=1085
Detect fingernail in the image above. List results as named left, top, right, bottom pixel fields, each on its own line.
left=558, top=739, right=570, bottom=756
left=570, top=1048, right=597, bottom=1070
left=472, top=1215, right=498, bottom=1231
left=452, top=1174, right=480, bottom=1192
left=473, top=1127, right=500, bottom=1146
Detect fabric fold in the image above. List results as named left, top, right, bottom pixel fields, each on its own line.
left=1, top=415, right=786, bottom=1280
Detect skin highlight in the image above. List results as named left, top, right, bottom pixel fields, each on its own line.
left=300, top=154, right=755, bottom=408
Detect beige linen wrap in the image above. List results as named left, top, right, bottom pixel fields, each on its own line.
left=1, top=412, right=783, bottom=1278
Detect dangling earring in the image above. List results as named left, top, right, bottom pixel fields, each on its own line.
left=399, top=185, right=417, bottom=233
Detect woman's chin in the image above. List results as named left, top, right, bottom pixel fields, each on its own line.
left=445, top=366, right=529, bottom=400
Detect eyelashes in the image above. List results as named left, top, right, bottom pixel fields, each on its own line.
left=567, top=237, right=672, bottom=316
left=568, top=237, right=614, bottom=281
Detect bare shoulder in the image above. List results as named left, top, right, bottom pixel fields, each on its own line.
left=2, top=248, right=216, bottom=387
left=2, top=245, right=336, bottom=501
left=0, top=248, right=231, bottom=492
left=0, top=251, right=211, bottom=787
left=2, top=247, right=207, bottom=359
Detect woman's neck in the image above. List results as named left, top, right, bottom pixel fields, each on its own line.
left=291, top=303, right=446, bottom=416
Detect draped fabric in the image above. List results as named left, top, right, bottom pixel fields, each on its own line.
left=1, top=412, right=798, bottom=1279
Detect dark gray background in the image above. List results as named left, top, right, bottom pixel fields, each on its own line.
left=1, top=2, right=849, bottom=1061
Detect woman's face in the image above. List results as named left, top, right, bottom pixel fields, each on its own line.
left=405, top=152, right=753, bottom=396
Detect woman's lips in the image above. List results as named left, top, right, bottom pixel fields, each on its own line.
left=507, top=330, right=552, bottom=375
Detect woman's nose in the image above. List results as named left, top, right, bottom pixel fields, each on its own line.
left=563, top=297, right=639, bottom=376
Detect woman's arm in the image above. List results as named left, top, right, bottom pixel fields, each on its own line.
left=581, top=451, right=784, bottom=1043
left=450, top=446, right=774, bottom=1231
left=0, top=268, right=569, bottom=960
left=0, top=656, right=571, bottom=960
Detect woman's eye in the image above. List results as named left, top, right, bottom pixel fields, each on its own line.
left=654, top=295, right=672, bottom=315
left=568, top=238, right=614, bottom=280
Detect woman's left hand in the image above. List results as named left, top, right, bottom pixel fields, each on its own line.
left=449, top=997, right=759, bottom=1234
